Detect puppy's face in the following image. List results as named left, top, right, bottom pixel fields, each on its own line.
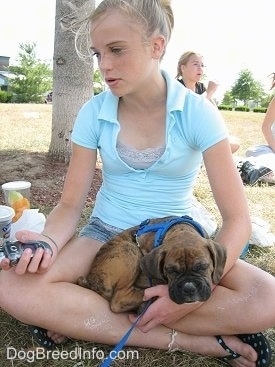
left=162, top=243, right=219, bottom=303
left=140, top=230, right=226, bottom=304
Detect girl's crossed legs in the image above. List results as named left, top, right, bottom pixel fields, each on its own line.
left=0, top=236, right=275, bottom=367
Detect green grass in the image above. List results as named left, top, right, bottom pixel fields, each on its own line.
left=0, top=104, right=274, bottom=367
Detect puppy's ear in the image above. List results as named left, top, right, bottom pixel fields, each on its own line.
left=140, top=248, right=167, bottom=282
left=207, top=240, right=227, bottom=284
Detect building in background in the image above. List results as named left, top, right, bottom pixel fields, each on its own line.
left=0, top=56, right=10, bottom=91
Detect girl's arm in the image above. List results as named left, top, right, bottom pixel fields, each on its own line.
left=2, top=144, right=98, bottom=274
left=39, top=144, right=98, bottom=251
left=262, top=97, right=275, bottom=152
left=203, top=139, right=251, bottom=274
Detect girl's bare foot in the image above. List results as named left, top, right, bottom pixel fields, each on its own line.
left=211, top=333, right=270, bottom=367
left=28, top=325, right=68, bottom=348
left=47, top=330, right=68, bottom=344
left=173, top=332, right=270, bottom=367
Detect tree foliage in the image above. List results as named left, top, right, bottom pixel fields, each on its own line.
left=221, top=90, right=235, bottom=106
left=8, top=42, right=52, bottom=103
left=93, top=69, right=105, bottom=95
left=259, top=92, right=275, bottom=108
left=230, top=69, right=264, bottom=105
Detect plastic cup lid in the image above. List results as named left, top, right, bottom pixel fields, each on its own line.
left=2, top=181, right=31, bottom=191
left=0, top=205, right=15, bottom=221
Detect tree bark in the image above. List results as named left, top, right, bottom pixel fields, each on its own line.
left=49, top=0, right=94, bottom=162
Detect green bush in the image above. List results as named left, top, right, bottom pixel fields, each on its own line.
left=235, top=106, right=250, bottom=112
left=218, top=105, right=233, bottom=111
left=253, top=107, right=267, bottom=113
left=0, top=90, right=13, bottom=103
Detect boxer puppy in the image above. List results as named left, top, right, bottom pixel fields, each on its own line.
left=77, top=217, right=226, bottom=313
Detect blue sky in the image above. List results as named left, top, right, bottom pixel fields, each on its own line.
left=1, top=0, right=274, bottom=100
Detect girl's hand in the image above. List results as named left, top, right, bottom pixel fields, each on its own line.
left=129, top=285, right=202, bottom=332
left=0, top=230, right=57, bottom=275
left=207, top=80, right=219, bottom=94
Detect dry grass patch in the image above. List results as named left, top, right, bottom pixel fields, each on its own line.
left=0, top=104, right=52, bottom=152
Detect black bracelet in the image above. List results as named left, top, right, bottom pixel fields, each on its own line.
left=41, top=233, right=59, bottom=253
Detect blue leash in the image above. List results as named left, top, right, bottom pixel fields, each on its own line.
left=99, top=215, right=205, bottom=367
left=99, top=300, right=152, bottom=367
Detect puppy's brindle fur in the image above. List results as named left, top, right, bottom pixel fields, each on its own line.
left=78, top=217, right=227, bottom=313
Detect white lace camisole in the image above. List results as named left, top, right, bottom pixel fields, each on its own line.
left=116, top=141, right=165, bottom=170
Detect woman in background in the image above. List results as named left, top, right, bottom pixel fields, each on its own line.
left=245, top=73, right=275, bottom=183
left=176, top=51, right=240, bottom=154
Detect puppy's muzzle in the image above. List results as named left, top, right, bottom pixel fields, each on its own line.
left=169, top=276, right=211, bottom=304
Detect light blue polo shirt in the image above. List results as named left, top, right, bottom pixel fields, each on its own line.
left=71, top=71, right=228, bottom=229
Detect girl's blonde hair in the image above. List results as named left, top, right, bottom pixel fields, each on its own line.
left=176, top=51, right=202, bottom=79
left=61, top=0, right=174, bottom=62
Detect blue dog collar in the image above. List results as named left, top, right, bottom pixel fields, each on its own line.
left=135, top=215, right=206, bottom=248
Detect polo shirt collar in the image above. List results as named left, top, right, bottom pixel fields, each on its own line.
left=97, top=70, right=186, bottom=123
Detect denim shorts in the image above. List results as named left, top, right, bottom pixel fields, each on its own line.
left=79, top=217, right=123, bottom=243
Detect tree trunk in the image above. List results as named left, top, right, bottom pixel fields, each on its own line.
left=49, top=0, right=94, bottom=162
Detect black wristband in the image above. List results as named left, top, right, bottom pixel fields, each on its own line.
left=41, top=233, right=58, bottom=253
